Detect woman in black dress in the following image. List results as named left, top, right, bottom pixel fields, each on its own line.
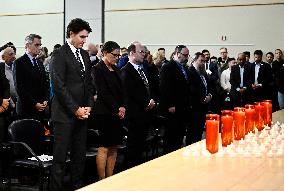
left=92, top=41, right=125, bottom=179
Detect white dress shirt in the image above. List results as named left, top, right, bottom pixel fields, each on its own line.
left=220, top=68, right=231, bottom=92
left=67, top=40, right=85, bottom=71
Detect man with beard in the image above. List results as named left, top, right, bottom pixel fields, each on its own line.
left=160, top=45, right=191, bottom=153
left=186, top=52, right=212, bottom=145
left=230, top=53, right=252, bottom=107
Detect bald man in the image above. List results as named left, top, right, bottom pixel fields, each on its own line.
left=87, top=43, right=99, bottom=66
left=1, top=47, right=17, bottom=105
left=229, top=53, right=252, bottom=107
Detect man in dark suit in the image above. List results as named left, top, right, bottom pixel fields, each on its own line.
left=273, top=49, right=284, bottom=109
left=14, top=34, right=49, bottom=121
left=250, top=50, right=272, bottom=103
left=121, top=42, right=156, bottom=168
left=50, top=18, right=94, bottom=190
left=202, top=49, right=219, bottom=113
left=186, top=52, right=212, bottom=145
left=0, top=61, right=10, bottom=183
left=230, top=53, right=252, bottom=107
left=0, top=61, right=10, bottom=141
left=159, top=45, right=191, bottom=153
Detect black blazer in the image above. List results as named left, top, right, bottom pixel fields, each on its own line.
left=250, top=62, right=272, bottom=88
left=92, top=60, right=124, bottom=116
left=50, top=43, right=94, bottom=123
left=14, top=53, right=49, bottom=116
left=0, top=62, right=10, bottom=105
left=121, top=62, right=151, bottom=118
left=230, top=63, right=252, bottom=91
left=188, top=65, right=211, bottom=109
left=159, top=60, right=191, bottom=115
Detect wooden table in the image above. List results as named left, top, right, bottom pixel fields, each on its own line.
left=273, top=109, right=284, bottom=124
left=78, top=110, right=284, bottom=191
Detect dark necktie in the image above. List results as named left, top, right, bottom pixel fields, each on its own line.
left=138, top=66, right=148, bottom=86
left=200, top=75, right=208, bottom=95
left=138, top=65, right=150, bottom=94
left=32, top=58, right=39, bottom=71
left=75, top=49, right=85, bottom=76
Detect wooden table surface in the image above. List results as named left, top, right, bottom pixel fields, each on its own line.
left=78, top=110, right=284, bottom=191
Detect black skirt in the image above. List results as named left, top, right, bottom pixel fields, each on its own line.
left=93, top=114, right=123, bottom=147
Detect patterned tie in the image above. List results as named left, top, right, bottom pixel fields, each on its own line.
left=75, top=49, right=85, bottom=77
left=138, top=65, right=150, bottom=94
left=200, top=75, right=208, bottom=95
left=138, top=66, right=148, bottom=86
left=32, top=58, right=39, bottom=71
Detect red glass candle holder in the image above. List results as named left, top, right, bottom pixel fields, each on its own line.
left=262, top=100, right=272, bottom=127
left=245, top=104, right=256, bottom=134
left=206, top=114, right=220, bottom=154
left=221, top=110, right=233, bottom=147
left=233, top=107, right=245, bottom=140
left=254, top=102, right=265, bottom=131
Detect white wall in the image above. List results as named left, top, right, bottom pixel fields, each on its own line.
left=65, top=0, right=102, bottom=46
left=105, top=0, right=284, bottom=60
left=0, top=0, right=64, bottom=56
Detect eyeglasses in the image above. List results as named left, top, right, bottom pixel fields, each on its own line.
left=179, top=52, right=189, bottom=58
left=138, top=50, right=146, bottom=54
left=110, top=52, right=121, bottom=58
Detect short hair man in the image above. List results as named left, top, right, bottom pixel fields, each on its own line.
left=186, top=52, right=212, bottom=144
left=121, top=42, right=156, bottom=168
left=160, top=45, right=191, bottom=153
left=50, top=18, right=93, bottom=190
left=251, top=50, right=272, bottom=102
left=14, top=34, right=49, bottom=121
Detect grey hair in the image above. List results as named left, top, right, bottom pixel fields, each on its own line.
left=25, top=34, right=42, bottom=44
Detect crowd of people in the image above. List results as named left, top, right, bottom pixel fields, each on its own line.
left=1, top=18, right=284, bottom=190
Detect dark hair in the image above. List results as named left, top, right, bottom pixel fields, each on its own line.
left=0, top=42, right=17, bottom=53
left=53, top=44, right=61, bottom=50
left=175, top=45, right=186, bottom=54
left=266, top=52, right=274, bottom=57
left=227, top=58, right=235, bottom=62
left=25, top=34, right=42, bottom=44
left=101, top=41, right=120, bottom=53
left=121, top=47, right=127, bottom=50
left=210, top=56, right=217, bottom=60
left=243, top=51, right=250, bottom=57
left=66, top=18, right=92, bottom=38
left=158, top=47, right=165, bottom=51
left=193, top=52, right=204, bottom=61
left=254, top=50, right=263, bottom=56
left=127, top=43, right=136, bottom=54
left=202, top=49, right=209, bottom=54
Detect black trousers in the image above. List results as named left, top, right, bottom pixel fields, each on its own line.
left=50, top=120, right=87, bottom=191
left=163, top=113, right=187, bottom=154
left=125, top=115, right=150, bottom=169
left=186, top=107, right=206, bottom=145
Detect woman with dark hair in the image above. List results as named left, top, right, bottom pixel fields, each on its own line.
left=91, top=41, right=125, bottom=179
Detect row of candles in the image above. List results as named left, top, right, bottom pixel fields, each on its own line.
left=206, top=100, right=272, bottom=154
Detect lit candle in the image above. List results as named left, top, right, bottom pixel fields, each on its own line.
left=221, top=110, right=233, bottom=147
left=233, top=107, right=246, bottom=140
left=254, top=102, right=265, bottom=131
left=206, top=114, right=220, bottom=154
left=262, top=100, right=272, bottom=127
left=245, top=104, right=256, bottom=134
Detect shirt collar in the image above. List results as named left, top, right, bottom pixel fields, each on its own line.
left=25, top=51, right=36, bottom=63
left=67, top=39, right=79, bottom=55
left=129, top=61, right=142, bottom=71
left=5, top=63, right=12, bottom=70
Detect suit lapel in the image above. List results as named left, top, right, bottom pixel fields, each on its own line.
left=64, top=44, right=85, bottom=80
left=126, top=62, right=145, bottom=86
